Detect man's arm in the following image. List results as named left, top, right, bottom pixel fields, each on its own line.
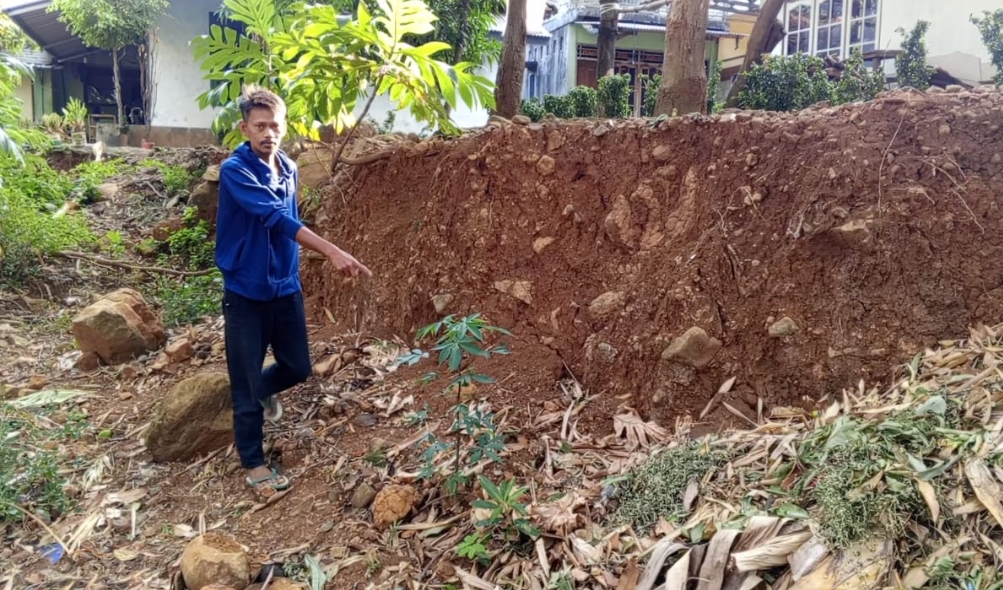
left=295, top=225, right=372, bottom=278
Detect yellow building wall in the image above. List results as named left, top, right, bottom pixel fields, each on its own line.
left=720, top=13, right=756, bottom=71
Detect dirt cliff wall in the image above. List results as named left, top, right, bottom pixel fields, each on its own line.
left=301, top=87, right=1003, bottom=429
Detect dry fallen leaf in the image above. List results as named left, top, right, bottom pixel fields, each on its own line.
left=613, top=410, right=668, bottom=451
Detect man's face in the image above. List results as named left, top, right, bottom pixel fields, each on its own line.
left=240, top=106, right=286, bottom=158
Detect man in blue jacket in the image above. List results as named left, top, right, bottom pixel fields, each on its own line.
left=216, top=85, right=371, bottom=496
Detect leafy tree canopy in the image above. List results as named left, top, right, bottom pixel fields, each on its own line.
left=49, top=0, right=169, bottom=51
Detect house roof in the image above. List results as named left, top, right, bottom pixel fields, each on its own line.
left=490, top=0, right=553, bottom=38
left=1, top=0, right=98, bottom=63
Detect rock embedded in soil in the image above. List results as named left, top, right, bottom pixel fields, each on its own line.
left=769, top=317, right=800, bottom=338
left=180, top=533, right=249, bottom=590
left=494, top=280, right=533, bottom=305
left=431, top=293, right=454, bottom=314
left=145, top=372, right=233, bottom=462
left=189, top=180, right=220, bottom=223
left=71, top=288, right=167, bottom=366
left=533, top=237, right=555, bottom=254
left=351, top=483, right=377, bottom=508
left=165, top=338, right=194, bottom=362
left=536, top=155, right=556, bottom=176
left=661, top=327, right=722, bottom=369
left=589, top=291, right=626, bottom=321
left=372, top=484, right=417, bottom=529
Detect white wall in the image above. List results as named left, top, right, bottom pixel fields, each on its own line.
left=149, top=0, right=220, bottom=129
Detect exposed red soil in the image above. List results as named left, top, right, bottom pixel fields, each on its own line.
left=303, top=87, right=1003, bottom=432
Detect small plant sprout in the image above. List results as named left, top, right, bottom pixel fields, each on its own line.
left=472, top=475, right=540, bottom=540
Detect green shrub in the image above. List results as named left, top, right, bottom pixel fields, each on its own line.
left=972, top=10, right=1003, bottom=85
left=597, top=73, right=632, bottom=118
left=140, top=159, right=196, bottom=198
left=706, top=59, right=724, bottom=113
left=641, top=74, right=660, bottom=117
left=0, top=155, right=73, bottom=207
left=834, top=49, right=886, bottom=104
left=738, top=54, right=834, bottom=112
left=519, top=97, right=545, bottom=122
left=542, top=94, right=575, bottom=119
left=0, top=403, right=86, bottom=523
left=165, top=207, right=215, bottom=271
left=72, top=159, right=127, bottom=203
left=0, top=187, right=93, bottom=286
left=155, top=271, right=223, bottom=327
left=895, top=21, right=933, bottom=90
left=566, top=85, right=597, bottom=117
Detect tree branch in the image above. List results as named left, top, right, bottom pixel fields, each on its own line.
left=332, top=74, right=386, bottom=170
left=55, top=251, right=216, bottom=277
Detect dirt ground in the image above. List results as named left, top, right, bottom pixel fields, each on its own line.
left=3, top=85, right=1003, bottom=589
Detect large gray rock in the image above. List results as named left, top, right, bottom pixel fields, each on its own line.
left=145, top=372, right=233, bottom=462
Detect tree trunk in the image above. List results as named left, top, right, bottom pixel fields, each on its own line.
left=494, top=0, right=527, bottom=118
left=597, top=0, right=618, bottom=79
left=655, top=0, right=711, bottom=116
left=724, top=0, right=786, bottom=107
left=112, top=46, right=125, bottom=132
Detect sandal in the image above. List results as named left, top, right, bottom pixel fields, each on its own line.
left=246, top=468, right=290, bottom=498
left=261, top=395, right=283, bottom=424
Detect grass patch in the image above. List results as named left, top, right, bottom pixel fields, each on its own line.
left=613, top=442, right=728, bottom=532
left=0, top=403, right=87, bottom=523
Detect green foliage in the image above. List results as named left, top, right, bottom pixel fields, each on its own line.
left=0, top=14, right=32, bottom=53
left=192, top=0, right=495, bottom=148
left=152, top=207, right=220, bottom=327
left=972, top=10, right=1003, bottom=85
left=788, top=398, right=964, bottom=547
left=321, top=0, right=504, bottom=66
left=455, top=533, right=490, bottom=563
left=472, top=475, right=540, bottom=540
left=614, top=442, right=727, bottom=532
left=519, top=97, right=545, bottom=122
left=542, top=94, right=574, bottom=119
left=49, top=0, right=168, bottom=53
left=62, top=97, right=88, bottom=132
left=394, top=314, right=511, bottom=493
left=165, top=207, right=215, bottom=271
left=0, top=155, right=72, bottom=206
left=72, top=159, right=126, bottom=203
left=834, top=49, right=886, bottom=104
left=0, top=404, right=84, bottom=523
left=597, top=74, right=631, bottom=118
left=566, top=85, right=598, bottom=118
left=154, top=272, right=223, bottom=327
left=738, top=54, right=834, bottom=112
left=0, top=54, right=48, bottom=163
left=641, top=74, right=660, bottom=117
left=140, top=159, right=196, bottom=198
left=0, top=185, right=92, bottom=286
left=706, top=60, right=724, bottom=114
left=895, top=21, right=934, bottom=90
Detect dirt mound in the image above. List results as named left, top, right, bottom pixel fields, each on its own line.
left=301, top=87, right=1003, bottom=431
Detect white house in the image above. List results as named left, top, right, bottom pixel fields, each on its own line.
left=778, top=0, right=999, bottom=85
left=2, top=0, right=555, bottom=143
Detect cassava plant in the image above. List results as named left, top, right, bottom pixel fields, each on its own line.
left=394, top=314, right=510, bottom=494
left=192, top=0, right=495, bottom=163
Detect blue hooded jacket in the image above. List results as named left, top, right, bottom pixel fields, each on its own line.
left=215, top=142, right=304, bottom=301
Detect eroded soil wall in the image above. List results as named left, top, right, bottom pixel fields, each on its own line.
left=302, top=88, right=1003, bottom=427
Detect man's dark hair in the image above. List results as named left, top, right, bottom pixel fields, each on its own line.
left=238, top=85, right=286, bottom=120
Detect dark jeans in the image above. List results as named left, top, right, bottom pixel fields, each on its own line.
left=223, top=289, right=311, bottom=469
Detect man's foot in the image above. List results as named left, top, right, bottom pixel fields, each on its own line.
left=245, top=465, right=290, bottom=499
left=261, top=395, right=283, bottom=424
